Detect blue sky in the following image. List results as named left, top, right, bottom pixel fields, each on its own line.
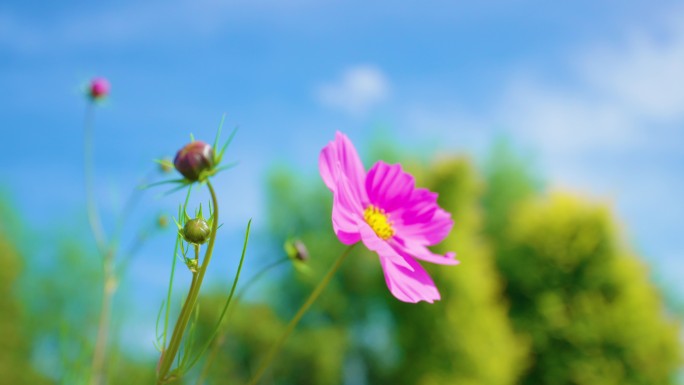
left=1, top=0, right=683, bottom=353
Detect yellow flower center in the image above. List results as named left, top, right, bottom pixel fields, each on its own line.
left=364, top=205, right=395, bottom=240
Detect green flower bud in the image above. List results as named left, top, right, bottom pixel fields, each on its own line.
left=182, top=218, right=211, bottom=245
left=157, top=215, right=169, bottom=229
left=185, top=258, right=199, bottom=273
left=159, top=157, right=174, bottom=173
left=285, top=239, right=309, bottom=262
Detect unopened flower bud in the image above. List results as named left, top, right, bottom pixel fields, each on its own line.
left=173, top=141, right=215, bottom=181
left=159, top=158, right=174, bottom=173
left=293, top=240, right=309, bottom=262
left=157, top=215, right=169, bottom=229
left=185, top=258, right=199, bottom=273
left=88, top=77, right=110, bottom=101
left=182, top=218, right=211, bottom=245
left=285, top=239, right=309, bottom=262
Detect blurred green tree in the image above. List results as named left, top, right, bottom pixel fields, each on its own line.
left=197, top=156, right=526, bottom=385
left=496, top=194, right=682, bottom=385
left=481, top=138, right=540, bottom=240
left=194, top=300, right=348, bottom=385
left=0, top=195, right=157, bottom=384
left=383, top=157, right=527, bottom=385
left=0, top=198, right=51, bottom=384
left=194, top=145, right=682, bottom=385
left=25, top=239, right=158, bottom=385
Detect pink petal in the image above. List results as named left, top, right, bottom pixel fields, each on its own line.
left=359, top=222, right=413, bottom=271
left=392, top=238, right=459, bottom=265
left=392, top=188, right=454, bottom=246
left=330, top=164, right=365, bottom=244
left=379, top=254, right=441, bottom=303
left=365, top=162, right=414, bottom=212
left=319, top=132, right=368, bottom=205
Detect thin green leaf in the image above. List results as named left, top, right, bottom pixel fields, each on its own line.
left=140, top=178, right=186, bottom=190
left=186, top=219, right=252, bottom=370
left=154, top=158, right=174, bottom=167
left=180, top=302, right=202, bottom=371
left=163, top=186, right=193, bottom=349
left=216, top=127, right=238, bottom=163
left=213, top=114, right=226, bottom=151
left=213, top=161, right=239, bottom=175
left=155, top=299, right=166, bottom=344
left=162, top=183, right=193, bottom=197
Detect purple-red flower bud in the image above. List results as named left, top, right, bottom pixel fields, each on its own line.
left=89, top=77, right=110, bottom=101
left=173, top=141, right=215, bottom=181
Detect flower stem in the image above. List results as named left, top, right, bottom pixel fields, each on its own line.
left=246, top=244, right=356, bottom=385
left=89, top=251, right=115, bottom=385
left=84, top=101, right=114, bottom=385
left=157, top=181, right=220, bottom=384
left=84, top=102, right=107, bottom=255
left=161, top=186, right=193, bottom=350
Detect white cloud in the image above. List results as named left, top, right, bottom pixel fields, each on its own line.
left=497, top=78, right=640, bottom=156
left=493, top=10, right=684, bottom=158
left=578, top=25, right=684, bottom=122
left=397, top=11, right=684, bottom=160
left=316, top=65, right=390, bottom=116
left=394, top=9, right=684, bottom=274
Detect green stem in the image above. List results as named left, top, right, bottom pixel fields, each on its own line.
left=157, top=181, right=220, bottom=384
left=162, top=186, right=193, bottom=349
left=186, top=220, right=251, bottom=370
left=246, top=244, right=356, bottom=385
left=84, top=101, right=114, bottom=385
left=84, top=102, right=107, bottom=255
left=89, top=254, right=115, bottom=385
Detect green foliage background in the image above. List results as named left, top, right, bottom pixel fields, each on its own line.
left=194, top=144, right=681, bottom=384
left=0, top=199, right=51, bottom=384
left=0, top=143, right=681, bottom=384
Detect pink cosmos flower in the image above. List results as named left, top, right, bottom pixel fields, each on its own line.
left=319, top=132, right=458, bottom=303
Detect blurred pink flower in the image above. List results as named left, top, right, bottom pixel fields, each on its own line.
left=319, top=132, right=458, bottom=303
left=88, top=77, right=110, bottom=101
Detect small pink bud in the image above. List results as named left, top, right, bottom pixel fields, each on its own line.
left=89, top=77, right=110, bottom=100
left=173, top=141, right=215, bottom=181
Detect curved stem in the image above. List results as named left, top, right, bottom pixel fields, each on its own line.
left=161, top=186, right=193, bottom=350
left=84, top=102, right=107, bottom=255
left=157, top=181, right=220, bottom=384
left=185, top=220, right=251, bottom=371
left=246, top=244, right=356, bottom=385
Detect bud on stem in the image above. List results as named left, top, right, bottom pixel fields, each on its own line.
left=182, top=218, right=211, bottom=245
left=88, top=77, right=110, bottom=101
left=174, top=141, right=215, bottom=182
